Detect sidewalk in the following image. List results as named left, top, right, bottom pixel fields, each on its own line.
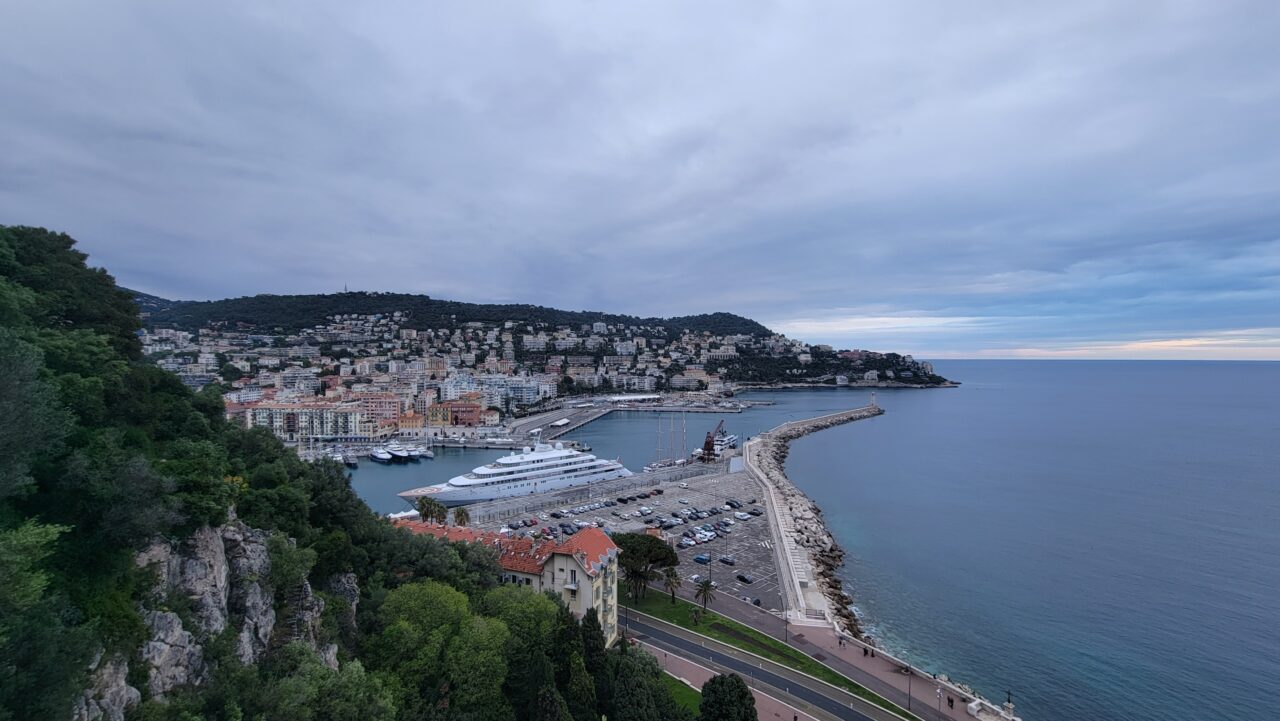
left=787, top=624, right=974, bottom=721
left=645, top=585, right=972, bottom=721
left=640, top=640, right=824, bottom=721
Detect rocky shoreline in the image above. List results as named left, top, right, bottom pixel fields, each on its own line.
left=748, top=404, right=885, bottom=639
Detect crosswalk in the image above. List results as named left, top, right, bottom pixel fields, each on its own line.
left=759, top=540, right=772, bottom=550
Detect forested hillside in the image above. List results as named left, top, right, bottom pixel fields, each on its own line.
left=135, top=290, right=771, bottom=338
left=0, top=225, right=743, bottom=721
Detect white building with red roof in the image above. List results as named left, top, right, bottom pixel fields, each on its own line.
left=395, top=521, right=620, bottom=644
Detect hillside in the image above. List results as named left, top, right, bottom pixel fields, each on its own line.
left=131, top=290, right=773, bottom=337
left=2, top=224, right=704, bottom=721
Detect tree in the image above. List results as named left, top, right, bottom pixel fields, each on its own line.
left=533, top=685, right=573, bottom=721
left=580, top=607, right=609, bottom=714
left=613, top=533, right=678, bottom=600
left=550, top=603, right=584, bottom=689
left=416, top=496, right=447, bottom=524
left=565, top=653, right=598, bottom=721
left=452, top=505, right=471, bottom=527
left=662, top=566, right=682, bottom=604
left=445, top=616, right=513, bottom=721
left=694, top=579, right=716, bottom=612
left=698, top=673, right=757, bottom=721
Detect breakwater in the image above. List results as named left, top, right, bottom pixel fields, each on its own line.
left=745, top=402, right=884, bottom=637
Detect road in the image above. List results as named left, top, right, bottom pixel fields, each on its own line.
left=625, top=613, right=906, bottom=721
left=647, top=583, right=958, bottom=721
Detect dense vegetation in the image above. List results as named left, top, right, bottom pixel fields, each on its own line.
left=711, top=346, right=949, bottom=386
left=0, top=225, right=763, bottom=721
left=134, top=290, right=772, bottom=338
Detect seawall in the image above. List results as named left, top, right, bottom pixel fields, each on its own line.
left=744, top=402, right=884, bottom=637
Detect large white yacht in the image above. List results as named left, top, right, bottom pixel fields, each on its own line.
left=398, top=442, right=633, bottom=507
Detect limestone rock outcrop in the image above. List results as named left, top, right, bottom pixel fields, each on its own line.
left=222, top=520, right=276, bottom=665
left=70, top=651, right=141, bottom=721
left=141, top=610, right=206, bottom=697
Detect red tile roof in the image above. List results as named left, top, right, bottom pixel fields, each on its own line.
left=555, top=527, right=618, bottom=577
left=394, top=520, right=617, bottom=577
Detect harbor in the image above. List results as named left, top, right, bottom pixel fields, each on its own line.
left=347, top=390, right=1020, bottom=721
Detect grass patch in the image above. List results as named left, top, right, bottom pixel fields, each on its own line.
left=624, top=593, right=917, bottom=719
left=658, top=671, right=702, bottom=713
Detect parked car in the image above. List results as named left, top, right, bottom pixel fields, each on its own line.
left=637, top=492, right=650, bottom=499
left=689, top=574, right=702, bottom=584
left=748, top=507, right=765, bottom=516
left=735, top=512, right=751, bottom=520
left=617, top=497, right=629, bottom=504
left=678, top=482, right=689, bottom=488
left=679, top=537, right=696, bottom=548
left=550, top=511, right=563, bottom=519
left=652, top=488, right=664, bottom=495
left=718, top=555, right=736, bottom=566
left=678, top=498, right=690, bottom=504
left=694, top=553, right=711, bottom=564
left=736, top=573, right=755, bottom=584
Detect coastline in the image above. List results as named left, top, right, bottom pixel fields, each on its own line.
left=744, top=402, right=885, bottom=637
left=736, top=380, right=960, bottom=390
left=744, top=400, right=1023, bottom=721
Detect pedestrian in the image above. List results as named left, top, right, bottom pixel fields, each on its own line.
left=948, top=696, right=954, bottom=709
left=871, top=649, right=876, bottom=658
left=863, top=647, right=869, bottom=657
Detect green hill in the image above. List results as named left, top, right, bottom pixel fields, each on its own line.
left=131, top=290, right=773, bottom=337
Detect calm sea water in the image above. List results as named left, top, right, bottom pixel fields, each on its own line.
left=351, top=360, right=1280, bottom=721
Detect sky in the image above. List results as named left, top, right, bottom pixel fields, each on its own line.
left=2, top=2, right=1279, bottom=359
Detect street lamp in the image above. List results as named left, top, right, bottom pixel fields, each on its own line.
left=904, top=665, right=913, bottom=712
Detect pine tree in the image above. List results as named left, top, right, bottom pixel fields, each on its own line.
left=565, top=653, right=598, bottom=721
left=580, top=605, right=609, bottom=715
left=550, top=603, right=584, bottom=689
left=698, top=673, right=757, bottom=721
left=533, top=685, right=574, bottom=721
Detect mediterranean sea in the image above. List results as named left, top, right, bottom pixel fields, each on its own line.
left=351, top=360, right=1280, bottom=721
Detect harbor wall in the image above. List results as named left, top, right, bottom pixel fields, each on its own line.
left=745, top=403, right=885, bottom=637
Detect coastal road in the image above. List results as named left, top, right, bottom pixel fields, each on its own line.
left=625, top=612, right=906, bottom=721
left=646, top=586, right=959, bottom=721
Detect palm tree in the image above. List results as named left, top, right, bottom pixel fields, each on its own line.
left=662, top=567, right=682, bottom=605
left=415, top=497, right=447, bottom=524
left=694, top=578, right=716, bottom=612
left=622, top=565, right=648, bottom=600
left=452, top=505, right=470, bottom=527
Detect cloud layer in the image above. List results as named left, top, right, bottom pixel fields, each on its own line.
left=2, top=1, right=1278, bottom=358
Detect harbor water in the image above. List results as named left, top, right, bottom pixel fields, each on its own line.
left=350, top=360, right=1280, bottom=721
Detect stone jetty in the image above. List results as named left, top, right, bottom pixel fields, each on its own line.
left=745, top=402, right=884, bottom=638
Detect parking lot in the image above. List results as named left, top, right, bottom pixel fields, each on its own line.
left=657, top=472, right=783, bottom=615
left=466, top=467, right=783, bottom=614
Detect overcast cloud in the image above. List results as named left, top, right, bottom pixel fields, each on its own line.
left=2, top=1, right=1278, bottom=358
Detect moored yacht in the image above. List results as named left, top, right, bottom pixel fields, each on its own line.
left=398, top=442, right=633, bottom=507
left=385, top=443, right=411, bottom=462
left=370, top=448, right=394, bottom=464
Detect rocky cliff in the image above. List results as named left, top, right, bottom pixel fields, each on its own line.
left=71, top=512, right=347, bottom=720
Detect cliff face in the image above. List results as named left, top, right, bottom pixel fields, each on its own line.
left=72, top=513, right=347, bottom=720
